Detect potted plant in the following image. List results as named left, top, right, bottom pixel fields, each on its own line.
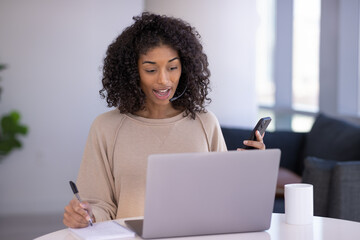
left=0, top=63, right=28, bottom=161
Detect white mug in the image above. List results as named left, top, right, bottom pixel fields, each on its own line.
left=284, top=183, right=314, bottom=225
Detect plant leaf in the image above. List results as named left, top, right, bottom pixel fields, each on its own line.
left=10, top=111, right=20, bottom=122
left=0, top=140, right=13, bottom=154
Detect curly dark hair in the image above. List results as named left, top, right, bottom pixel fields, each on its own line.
left=99, top=12, right=211, bottom=119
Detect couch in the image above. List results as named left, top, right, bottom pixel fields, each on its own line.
left=221, top=113, right=360, bottom=222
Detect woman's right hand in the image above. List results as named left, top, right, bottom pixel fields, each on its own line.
left=63, top=198, right=94, bottom=228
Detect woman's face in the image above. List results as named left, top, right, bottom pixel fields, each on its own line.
left=138, top=45, right=182, bottom=109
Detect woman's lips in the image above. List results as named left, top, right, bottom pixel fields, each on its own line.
left=153, top=88, right=171, bottom=100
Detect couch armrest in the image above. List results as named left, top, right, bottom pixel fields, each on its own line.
left=328, top=161, right=360, bottom=222
left=302, top=156, right=360, bottom=222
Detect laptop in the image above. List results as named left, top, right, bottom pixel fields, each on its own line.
left=125, top=149, right=281, bottom=239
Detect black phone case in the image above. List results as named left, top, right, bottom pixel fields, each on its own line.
left=243, top=117, right=272, bottom=149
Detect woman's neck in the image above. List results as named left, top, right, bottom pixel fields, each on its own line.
left=135, top=105, right=182, bottom=119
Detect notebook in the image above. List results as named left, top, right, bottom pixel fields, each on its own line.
left=125, top=149, right=281, bottom=239
left=69, top=221, right=135, bottom=240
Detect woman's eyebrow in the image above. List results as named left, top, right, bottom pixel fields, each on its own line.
left=168, top=57, right=180, bottom=62
left=142, top=60, right=156, bottom=64
left=142, top=57, right=179, bottom=64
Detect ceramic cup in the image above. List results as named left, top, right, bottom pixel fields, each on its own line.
left=284, top=183, right=314, bottom=225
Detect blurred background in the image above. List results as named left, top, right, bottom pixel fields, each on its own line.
left=0, top=0, right=359, bottom=239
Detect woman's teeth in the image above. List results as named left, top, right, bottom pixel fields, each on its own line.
left=154, top=89, right=169, bottom=95
left=153, top=89, right=171, bottom=99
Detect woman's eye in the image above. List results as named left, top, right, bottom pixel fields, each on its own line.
left=170, top=66, right=178, bottom=71
left=145, top=69, right=156, bottom=73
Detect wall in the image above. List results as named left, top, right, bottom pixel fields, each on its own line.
left=0, top=0, right=258, bottom=215
left=0, top=0, right=144, bottom=215
left=145, top=0, right=258, bottom=127
left=319, top=0, right=360, bottom=122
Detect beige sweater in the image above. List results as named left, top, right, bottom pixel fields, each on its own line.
left=77, top=109, right=227, bottom=222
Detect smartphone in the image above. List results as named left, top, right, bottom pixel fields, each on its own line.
left=243, top=117, right=272, bottom=149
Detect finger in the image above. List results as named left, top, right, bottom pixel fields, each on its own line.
left=243, top=140, right=266, bottom=150
left=70, top=199, right=92, bottom=223
left=71, top=199, right=90, bottom=219
left=63, top=209, right=88, bottom=228
left=255, top=142, right=266, bottom=150
left=252, top=140, right=266, bottom=150
left=255, top=130, right=264, bottom=142
left=242, top=140, right=251, bottom=147
left=69, top=200, right=89, bottom=224
left=63, top=201, right=89, bottom=228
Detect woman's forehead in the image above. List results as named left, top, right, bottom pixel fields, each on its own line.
left=139, top=45, right=179, bottom=61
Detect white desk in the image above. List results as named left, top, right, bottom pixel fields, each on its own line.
left=35, top=213, right=360, bottom=240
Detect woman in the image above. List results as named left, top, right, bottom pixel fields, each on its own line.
left=63, top=12, right=265, bottom=228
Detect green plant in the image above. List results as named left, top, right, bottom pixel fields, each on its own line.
left=0, top=63, right=28, bottom=161
left=0, top=111, right=28, bottom=158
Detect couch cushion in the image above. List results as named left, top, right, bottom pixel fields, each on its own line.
left=305, top=113, right=360, bottom=161
left=265, top=131, right=306, bottom=175
left=221, top=127, right=251, bottom=151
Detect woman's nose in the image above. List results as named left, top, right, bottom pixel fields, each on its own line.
left=158, top=70, right=169, bottom=84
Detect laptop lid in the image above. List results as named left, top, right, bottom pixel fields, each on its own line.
left=127, top=149, right=280, bottom=239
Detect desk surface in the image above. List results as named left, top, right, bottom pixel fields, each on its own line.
left=35, top=213, right=360, bottom=240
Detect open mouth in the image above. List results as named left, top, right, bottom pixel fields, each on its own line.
left=153, top=88, right=171, bottom=100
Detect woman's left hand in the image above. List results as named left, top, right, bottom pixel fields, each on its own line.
left=237, top=130, right=266, bottom=150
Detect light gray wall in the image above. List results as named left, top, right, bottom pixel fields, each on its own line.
left=0, top=0, right=258, bottom=215
left=319, top=0, right=360, bottom=119
left=145, top=0, right=259, bottom=127
left=0, top=0, right=144, bottom=215
left=337, top=0, right=360, bottom=115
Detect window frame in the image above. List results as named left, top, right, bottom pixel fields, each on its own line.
left=260, top=0, right=360, bottom=131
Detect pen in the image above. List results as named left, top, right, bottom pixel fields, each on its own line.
left=69, top=181, right=93, bottom=226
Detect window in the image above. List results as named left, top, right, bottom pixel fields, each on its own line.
left=292, top=0, right=321, bottom=112
left=256, top=0, right=321, bottom=132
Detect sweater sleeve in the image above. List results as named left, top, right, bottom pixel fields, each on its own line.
left=197, top=111, right=228, bottom=152
left=76, top=114, right=118, bottom=222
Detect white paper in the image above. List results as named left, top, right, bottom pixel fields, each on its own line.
left=285, top=183, right=313, bottom=225
left=69, top=221, right=135, bottom=240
